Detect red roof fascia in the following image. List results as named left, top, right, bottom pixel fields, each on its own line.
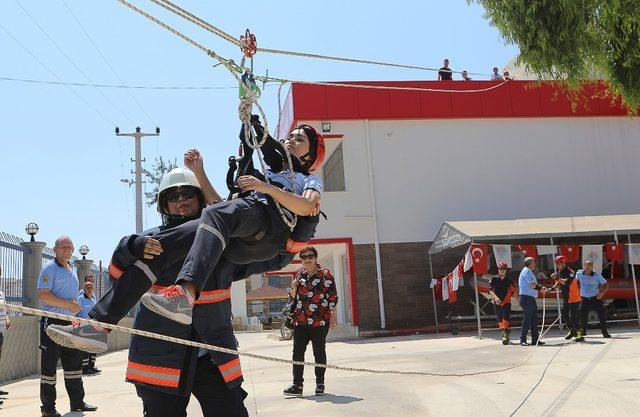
left=284, top=80, right=630, bottom=124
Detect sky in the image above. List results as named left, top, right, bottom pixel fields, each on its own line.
left=0, top=0, right=518, bottom=265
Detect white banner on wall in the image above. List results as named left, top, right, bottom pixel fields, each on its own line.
left=492, top=245, right=512, bottom=267
left=629, top=244, right=640, bottom=265
left=582, top=245, right=603, bottom=273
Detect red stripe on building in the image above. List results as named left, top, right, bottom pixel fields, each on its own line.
left=285, top=81, right=630, bottom=123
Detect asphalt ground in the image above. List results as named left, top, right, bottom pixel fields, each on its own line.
left=1, top=327, right=639, bottom=416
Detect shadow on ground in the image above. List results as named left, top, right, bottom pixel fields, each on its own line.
left=298, top=394, right=363, bottom=404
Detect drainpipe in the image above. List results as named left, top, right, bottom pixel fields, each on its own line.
left=364, top=119, right=386, bottom=329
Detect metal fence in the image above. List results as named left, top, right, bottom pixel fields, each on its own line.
left=0, top=232, right=28, bottom=305
left=42, top=246, right=54, bottom=269
left=89, top=262, right=110, bottom=299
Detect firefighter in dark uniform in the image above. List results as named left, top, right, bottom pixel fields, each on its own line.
left=46, top=143, right=321, bottom=415
left=489, top=262, right=517, bottom=345
left=551, top=255, right=581, bottom=339
left=37, top=236, right=97, bottom=417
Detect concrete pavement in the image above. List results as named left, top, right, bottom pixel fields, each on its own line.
left=1, top=327, right=640, bottom=416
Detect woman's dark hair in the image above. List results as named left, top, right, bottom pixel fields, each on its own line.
left=299, top=245, right=318, bottom=258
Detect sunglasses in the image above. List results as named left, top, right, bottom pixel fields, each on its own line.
left=300, top=254, right=316, bottom=260
left=166, top=188, right=197, bottom=203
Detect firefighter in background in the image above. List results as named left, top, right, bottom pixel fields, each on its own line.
left=46, top=154, right=298, bottom=416
left=551, top=255, right=581, bottom=340
left=489, top=262, right=517, bottom=345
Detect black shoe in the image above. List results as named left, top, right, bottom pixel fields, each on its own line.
left=602, top=330, right=611, bottom=338
left=90, top=367, right=102, bottom=373
left=520, top=341, right=530, bottom=346
left=565, top=330, right=576, bottom=340
left=283, top=384, right=303, bottom=397
left=533, top=340, right=545, bottom=346
left=0, top=389, right=7, bottom=395
left=41, top=409, right=61, bottom=417
left=315, top=383, right=325, bottom=396
left=82, top=367, right=96, bottom=375
left=71, top=402, right=98, bottom=412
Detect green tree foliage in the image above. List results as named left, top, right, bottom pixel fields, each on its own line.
left=144, top=156, right=177, bottom=207
left=472, top=0, right=640, bottom=111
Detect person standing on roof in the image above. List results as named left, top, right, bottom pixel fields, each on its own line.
left=438, top=59, right=453, bottom=81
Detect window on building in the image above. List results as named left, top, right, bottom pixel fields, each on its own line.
left=322, top=143, right=345, bottom=192
left=268, top=275, right=290, bottom=289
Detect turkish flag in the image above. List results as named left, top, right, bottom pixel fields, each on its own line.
left=514, top=244, right=538, bottom=259
left=446, top=273, right=458, bottom=304
left=605, top=243, right=625, bottom=261
left=559, top=245, right=580, bottom=263
left=470, top=244, right=489, bottom=274
left=434, top=279, right=442, bottom=301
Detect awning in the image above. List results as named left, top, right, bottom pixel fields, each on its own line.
left=246, top=285, right=289, bottom=301
left=429, top=213, right=640, bottom=255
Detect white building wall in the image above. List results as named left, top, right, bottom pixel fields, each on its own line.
left=312, top=117, right=640, bottom=244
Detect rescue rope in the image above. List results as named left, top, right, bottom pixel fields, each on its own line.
left=115, top=0, right=511, bottom=95
left=508, top=292, right=564, bottom=416
left=114, top=0, right=297, bottom=230
left=148, top=0, right=493, bottom=78
left=0, top=301, right=553, bottom=378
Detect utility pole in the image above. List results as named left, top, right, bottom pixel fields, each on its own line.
left=116, top=126, right=160, bottom=233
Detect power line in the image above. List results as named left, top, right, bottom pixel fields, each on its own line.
left=15, top=0, right=135, bottom=125
left=0, top=22, right=114, bottom=126
left=60, top=0, right=155, bottom=125
left=115, top=0, right=511, bottom=95
left=0, top=75, right=238, bottom=90
left=151, top=0, right=495, bottom=78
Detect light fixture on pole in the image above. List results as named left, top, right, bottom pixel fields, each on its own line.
left=79, top=245, right=90, bottom=260
left=25, top=222, right=39, bottom=242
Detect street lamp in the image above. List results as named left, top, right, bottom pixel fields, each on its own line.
left=79, top=245, right=90, bottom=260
left=25, top=222, right=39, bottom=242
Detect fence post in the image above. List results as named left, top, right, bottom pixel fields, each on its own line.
left=20, top=241, right=46, bottom=309
left=74, top=259, right=94, bottom=290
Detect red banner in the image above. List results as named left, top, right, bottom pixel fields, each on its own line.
left=559, top=245, right=580, bottom=262
left=446, top=274, right=457, bottom=304
left=470, top=244, right=489, bottom=274
left=605, top=243, right=625, bottom=261
left=514, top=244, right=538, bottom=259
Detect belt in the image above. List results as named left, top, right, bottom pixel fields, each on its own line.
left=581, top=296, right=601, bottom=301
